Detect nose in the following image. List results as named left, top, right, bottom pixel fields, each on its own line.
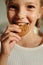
left=18, top=6, right=26, bottom=19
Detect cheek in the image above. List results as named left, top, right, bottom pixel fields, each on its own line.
left=7, top=10, right=15, bottom=22
left=27, top=11, right=38, bottom=24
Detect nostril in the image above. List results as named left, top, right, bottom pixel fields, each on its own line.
left=20, top=18, right=24, bottom=19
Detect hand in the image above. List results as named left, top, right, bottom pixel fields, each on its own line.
left=0, top=24, right=21, bottom=56
left=0, top=24, right=21, bottom=65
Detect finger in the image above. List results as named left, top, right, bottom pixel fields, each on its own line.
left=9, top=24, right=20, bottom=29
left=9, top=36, right=20, bottom=44
left=9, top=41, right=16, bottom=49
left=1, top=33, right=9, bottom=42
left=7, top=24, right=21, bottom=32
left=8, top=27, right=21, bottom=33
left=9, top=32, right=21, bottom=40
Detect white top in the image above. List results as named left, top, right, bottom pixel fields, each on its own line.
left=8, top=43, right=43, bottom=65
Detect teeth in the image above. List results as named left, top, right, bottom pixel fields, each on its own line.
left=23, top=18, right=30, bottom=24
left=18, top=23, right=26, bottom=26
left=17, top=18, right=30, bottom=25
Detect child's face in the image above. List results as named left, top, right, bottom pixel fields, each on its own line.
left=7, top=0, right=42, bottom=30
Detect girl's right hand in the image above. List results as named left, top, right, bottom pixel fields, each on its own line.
left=0, top=24, right=21, bottom=56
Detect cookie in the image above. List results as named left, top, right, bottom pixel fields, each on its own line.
left=18, top=23, right=29, bottom=37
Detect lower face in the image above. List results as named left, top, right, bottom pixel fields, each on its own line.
left=7, top=0, right=41, bottom=33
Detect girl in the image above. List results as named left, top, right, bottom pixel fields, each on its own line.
left=0, top=0, right=43, bottom=65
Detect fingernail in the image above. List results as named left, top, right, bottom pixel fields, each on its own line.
left=19, top=29, right=21, bottom=32
left=17, top=26, right=20, bottom=28
left=19, top=37, right=21, bottom=40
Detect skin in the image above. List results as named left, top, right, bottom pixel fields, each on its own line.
left=0, top=0, right=43, bottom=65
left=6, top=0, right=42, bottom=47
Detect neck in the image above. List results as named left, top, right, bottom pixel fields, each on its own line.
left=18, top=30, right=42, bottom=48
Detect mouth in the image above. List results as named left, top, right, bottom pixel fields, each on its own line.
left=15, top=18, right=30, bottom=26
left=13, top=17, right=30, bottom=26
left=17, top=22, right=29, bottom=26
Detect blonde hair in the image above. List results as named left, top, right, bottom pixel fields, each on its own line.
left=40, top=0, right=43, bottom=6
left=5, top=0, right=43, bottom=6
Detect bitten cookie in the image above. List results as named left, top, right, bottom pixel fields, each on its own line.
left=18, top=23, right=29, bottom=37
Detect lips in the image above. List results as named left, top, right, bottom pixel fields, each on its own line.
left=17, top=22, right=28, bottom=26
left=16, top=18, right=30, bottom=25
